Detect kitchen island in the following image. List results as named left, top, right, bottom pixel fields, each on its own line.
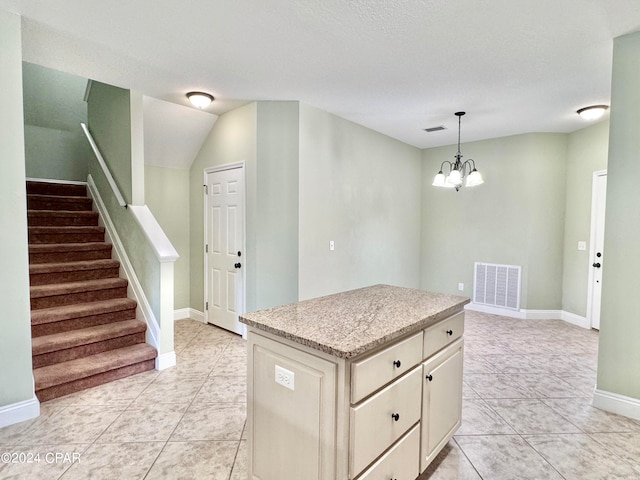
left=240, top=284, right=469, bottom=480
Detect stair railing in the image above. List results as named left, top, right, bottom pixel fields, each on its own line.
left=80, top=122, right=127, bottom=208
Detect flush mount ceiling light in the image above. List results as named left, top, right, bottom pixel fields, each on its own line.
left=186, top=91, right=214, bottom=109
left=432, top=112, right=484, bottom=192
left=577, top=105, right=608, bottom=121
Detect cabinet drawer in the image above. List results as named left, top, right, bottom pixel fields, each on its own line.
left=357, top=423, right=420, bottom=480
left=350, top=366, right=422, bottom=478
left=423, top=312, right=464, bottom=359
left=351, top=331, right=423, bottom=403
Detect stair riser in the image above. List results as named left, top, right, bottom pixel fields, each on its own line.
left=31, top=286, right=128, bottom=310
left=30, top=267, right=120, bottom=286
left=29, top=248, right=113, bottom=264
left=29, top=231, right=105, bottom=244
left=33, top=332, right=147, bottom=368
left=35, top=359, right=155, bottom=402
left=32, top=308, right=137, bottom=337
left=28, top=213, right=99, bottom=227
left=27, top=182, right=87, bottom=197
left=27, top=197, right=93, bottom=211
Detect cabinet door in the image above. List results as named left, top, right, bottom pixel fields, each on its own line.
left=248, top=332, right=337, bottom=480
left=420, top=338, right=463, bottom=472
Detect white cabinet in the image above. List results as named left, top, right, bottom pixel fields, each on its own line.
left=248, top=334, right=337, bottom=480
left=420, top=338, right=464, bottom=472
left=246, top=311, right=464, bottom=480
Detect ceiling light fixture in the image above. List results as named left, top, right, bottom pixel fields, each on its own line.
left=432, top=112, right=483, bottom=192
left=187, top=91, right=214, bottom=109
left=577, top=105, right=608, bottom=121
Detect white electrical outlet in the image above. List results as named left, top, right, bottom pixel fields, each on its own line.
left=275, top=365, right=295, bottom=391
left=458, top=283, right=464, bottom=291
left=329, top=240, right=335, bottom=251
left=578, top=241, right=587, bottom=251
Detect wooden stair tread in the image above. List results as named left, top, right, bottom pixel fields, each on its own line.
left=29, top=242, right=111, bottom=252
left=28, top=225, right=105, bottom=234
left=26, top=181, right=87, bottom=197
left=32, top=320, right=147, bottom=355
left=30, top=277, right=127, bottom=298
left=30, top=259, right=119, bottom=275
left=31, top=298, right=137, bottom=325
left=34, top=344, right=157, bottom=391
left=27, top=209, right=98, bottom=217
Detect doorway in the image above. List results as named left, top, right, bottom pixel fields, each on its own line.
left=204, top=164, right=246, bottom=335
left=587, top=170, right=607, bottom=330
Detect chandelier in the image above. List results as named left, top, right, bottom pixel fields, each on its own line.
left=432, top=112, right=483, bottom=191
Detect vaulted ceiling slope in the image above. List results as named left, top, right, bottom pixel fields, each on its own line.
left=3, top=0, right=640, bottom=148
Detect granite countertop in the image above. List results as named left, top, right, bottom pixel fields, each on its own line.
left=240, top=284, right=469, bottom=359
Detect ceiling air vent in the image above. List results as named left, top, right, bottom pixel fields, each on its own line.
left=423, top=125, right=446, bottom=133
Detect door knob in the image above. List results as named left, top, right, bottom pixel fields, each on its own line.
left=592, top=262, right=601, bottom=268
left=234, top=262, right=242, bottom=269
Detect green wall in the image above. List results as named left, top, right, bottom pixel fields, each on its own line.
left=421, top=133, right=568, bottom=309
left=190, top=102, right=258, bottom=311
left=22, top=62, right=88, bottom=182
left=597, top=31, right=640, bottom=401
left=255, top=102, right=300, bottom=308
left=145, top=165, right=191, bottom=310
left=561, top=120, right=609, bottom=317
left=298, top=103, right=422, bottom=299
left=87, top=81, right=134, bottom=204
left=0, top=10, right=36, bottom=410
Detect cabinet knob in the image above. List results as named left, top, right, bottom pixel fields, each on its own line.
left=426, top=374, right=433, bottom=382
left=446, top=329, right=453, bottom=336
left=391, top=413, right=400, bottom=422
left=393, top=359, right=401, bottom=368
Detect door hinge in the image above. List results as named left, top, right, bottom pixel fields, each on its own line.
left=203, top=184, right=208, bottom=195
left=205, top=244, right=208, bottom=253
left=206, top=302, right=209, bottom=311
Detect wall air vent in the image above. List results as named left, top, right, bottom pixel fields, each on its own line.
left=423, top=125, right=446, bottom=133
left=474, top=262, right=521, bottom=310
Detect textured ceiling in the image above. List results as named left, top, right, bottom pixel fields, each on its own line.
left=3, top=0, right=640, bottom=149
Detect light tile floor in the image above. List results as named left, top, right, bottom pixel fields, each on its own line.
left=1, top=311, right=639, bottom=479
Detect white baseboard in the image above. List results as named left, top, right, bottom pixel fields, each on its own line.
left=466, top=303, right=590, bottom=329
left=174, top=308, right=205, bottom=322
left=0, top=395, right=40, bottom=429
left=593, top=388, right=640, bottom=421
left=155, top=351, right=176, bottom=371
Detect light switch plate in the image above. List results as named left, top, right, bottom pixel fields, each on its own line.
left=578, top=241, right=587, bottom=251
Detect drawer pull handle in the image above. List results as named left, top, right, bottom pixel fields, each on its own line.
left=446, top=329, right=453, bottom=336
left=393, top=359, right=402, bottom=368
left=391, top=413, right=400, bottom=422
left=426, top=374, right=433, bottom=382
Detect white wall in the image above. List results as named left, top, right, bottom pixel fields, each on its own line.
left=0, top=10, right=38, bottom=421
left=298, top=103, right=423, bottom=300
left=597, top=30, right=640, bottom=407
left=145, top=165, right=191, bottom=310
left=421, top=133, right=568, bottom=309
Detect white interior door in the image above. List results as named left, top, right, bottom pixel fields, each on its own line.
left=205, top=165, right=245, bottom=335
left=588, top=171, right=607, bottom=330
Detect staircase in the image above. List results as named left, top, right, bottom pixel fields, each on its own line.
left=27, top=180, right=157, bottom=402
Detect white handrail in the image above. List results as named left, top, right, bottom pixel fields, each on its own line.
left=81, top=122, right=127, bottom=207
